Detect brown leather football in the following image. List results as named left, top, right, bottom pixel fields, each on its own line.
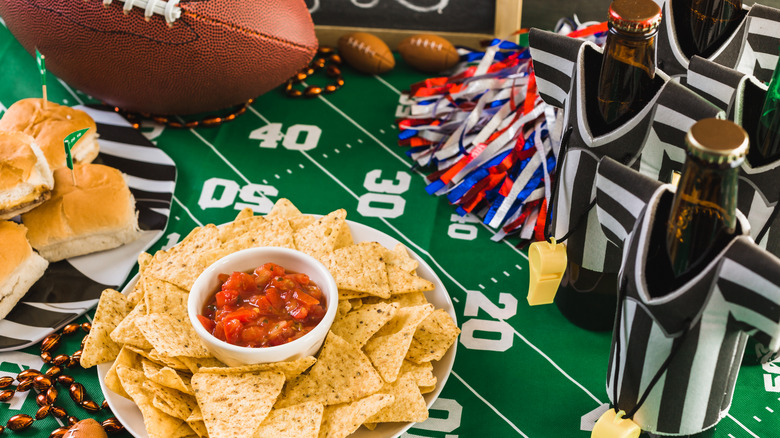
left=398, top=34, right=459, bottom=73
left=0, top=0, right=318, bottom=115
left=337, top=32, right=395, bottom=75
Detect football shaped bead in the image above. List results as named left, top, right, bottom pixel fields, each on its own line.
left=0, top=0, right=318, bottom=115
left=337, top=32, right=395, bottom=75
left=398, top=34, right=459, bottom=73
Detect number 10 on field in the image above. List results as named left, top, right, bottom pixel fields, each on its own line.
left=249, top=123, right=322, bottom=151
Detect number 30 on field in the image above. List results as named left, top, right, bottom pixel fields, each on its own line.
left=357, top=170, right=411, bottom=219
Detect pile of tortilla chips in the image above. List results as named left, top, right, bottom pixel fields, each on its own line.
left=80, top=199, right=461, bottom=438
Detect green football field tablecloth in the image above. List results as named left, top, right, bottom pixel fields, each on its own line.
left=0, top=22, right=778, bottom=438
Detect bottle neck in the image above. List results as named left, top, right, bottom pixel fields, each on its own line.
left=666, top=155, right=739, bottom=278
left=596, top=27, right=657, bottom=132
left=752, top=58, right=780, bottom=166
left=688, top=0, right=744, bottom=58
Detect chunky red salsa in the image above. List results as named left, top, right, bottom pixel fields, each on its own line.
left=198, top=262, right=327, bottom=347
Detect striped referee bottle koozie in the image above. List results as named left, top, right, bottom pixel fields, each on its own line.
left=593, top=119, right=780, bottom=436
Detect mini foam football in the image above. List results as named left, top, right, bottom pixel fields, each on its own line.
left=0, top=0, right=318, bottom=115
left=337, top=32, right=395, bottom=75
left=398, top=34, right=459, bottom=73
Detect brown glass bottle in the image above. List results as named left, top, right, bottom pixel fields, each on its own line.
left=596, top=0, right=662, bottom=133
left=689, top=0, right=743, bottom=58
left=665, top=118, right=745, bottom=284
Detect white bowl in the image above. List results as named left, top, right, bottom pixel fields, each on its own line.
left=187, top=247, right=338, bottom=366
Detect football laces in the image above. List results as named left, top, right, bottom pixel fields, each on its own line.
left=102, top=0, right=182, bottom=24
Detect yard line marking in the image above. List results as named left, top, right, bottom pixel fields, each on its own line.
left=173, top=195, right=203, bottom=227
left=314, top=92, right=424, bottom=175
left=57, top=78, right=84, bottom=105
left=452, top=371, right=528, bottom=436
left=297, top=148, right=604, bottom=405
left=374, top=74, right=403, bottom=95
left=726, top=414, right=760, bottom=438
left=249, top=109, right=603, bottom=405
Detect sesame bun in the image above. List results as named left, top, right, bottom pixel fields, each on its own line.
left=0, top=221, right=48, bottom=320
left=0, top=98, right=99, bottom=170
left=0, top=130, right=54, bottom=220
left=21, top=163, right=140, bottom=262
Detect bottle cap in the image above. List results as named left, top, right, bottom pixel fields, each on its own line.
left=686, top=118, right=749, bottom=165
left=608, top=0, right=663, bottom=34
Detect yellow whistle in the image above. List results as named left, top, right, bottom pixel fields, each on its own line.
left=591, top=409, right=641, bottom=438
left=527, top=238, right=567, bottom=306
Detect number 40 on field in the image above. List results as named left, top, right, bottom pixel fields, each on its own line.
left=250, top=123, right=322, bottom=151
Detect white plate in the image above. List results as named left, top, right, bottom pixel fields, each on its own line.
left=98, top=219, right=457, bottom=438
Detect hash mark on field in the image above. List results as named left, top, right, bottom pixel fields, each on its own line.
left=262, top=179, right=268, bottom=184
left=728, top=434, right=735, bottom=438
left=298, top=164, right=304, bottom=169
left=726, top=413, right=760, bottom=438
left=286, top=169, right=292, bottom=174
left=391, top=124, right=396, bottom=129
left=334, top=148, right=340, bottom=154
left=452, top=297, right=459, bottom=303
left=754, top=416, right=761, bottom=422
left=479, top=284, right=485, bottom=290
left=515, top=264, right=523, bottom=270
left=357, top=139, right=364, bottom=144
left=503, top=271, right=510, bottom=277
left=346, top=143, right=352, bottom=148
left=274, top=174, right=280, bottom=179
left=767, top=406, right=774, bottom=413
left=323, top=154, right=329, bottom=159
left=491, top=278, right=498, bottom=283
left=379, top=129, right=386, bottom=134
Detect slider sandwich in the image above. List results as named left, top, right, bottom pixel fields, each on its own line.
left=21, top=163, right=141, bottom=262
left=0, top=221, right=48, bottom=320
left=0, top=130, right=54, bottom=220
left=0, top=98, right=99, bottom=170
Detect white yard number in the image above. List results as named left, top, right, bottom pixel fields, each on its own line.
left=357, top=170, right=410, bottom=219
left=250, top=123, right=321, bottom=151
left=198, top=177, right=278, bottom=214
left=460, top=290, right=518, bottom=352
left=395, top=94, right=415, bottom=118
left=448, top=213, right=480, bottom=240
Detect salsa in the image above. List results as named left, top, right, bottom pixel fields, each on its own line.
left=197, top=262, right=327, bottom=348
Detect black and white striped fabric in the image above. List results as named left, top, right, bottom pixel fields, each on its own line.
left=596, top=157, right=780, bottom=435
left=529, top=29, right=722, bottom=274
left=0, top=106, right=176, bottom=351
left=656, top=1, right=780, bottom=84
left=687, top=56, right=780, bottom=257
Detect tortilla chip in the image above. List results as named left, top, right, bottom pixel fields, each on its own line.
left=145, top=224, right=221, bottom=290
left=110, top=300, right=153, bottom=350
left=135, top=313, right=211, bottom=358
left=104, top=346, right=140, bottom=399
left=330, top=302, right=399, bottom=347
left=117, top=365, right=185, bottom=438
left=319, top=394, right=395, bottom=438
left=187, top=405, right=203, bottom=421
left=365, top=291, right=429, bottom=308
left=333, top=220, right=354, bottom=250
left=326, top=242, right=390, bottom=298
left=234, top=207, right=254, bottom=221
left=177, top=356, right=226, bottom=374
left=143, top=359, right=193, bottom=395
left=293, top=209, right=347, bottom=262
left=363, top=304, right=434, bottom=383
left=138, top=251, right=153, bottom=272
left=399, top=360, right=436, bottom=388
left=288, top=214, right=317, bottom=231
left=252, top=401, right=324, bottom=438
left=336, top=300, right=352, bottom=319
left=277, top=332, right=383, bottom=408
left=171, top=422, right=199, bottom=438
left=199, top=356, right=315, bottom=380
left=338, top=289, right=370, bottom=300
left=186, top=406, right=208, bottom=438
left=365, top=373, right=428, bottom=423
left=386, top=264, right=435, bottom=294
left=145, top=285, right=189, bottom=322
left=267, top=198, right=302, bottom=219
left=200, top=217, right=296, bottom=267
left=126, top=274, right=147, bottom=306
left=406, top=308, right=461, bottom=364
left=419, top=385, right=435, bottom=394
left=363, top=423, right=377, bottom=431
left=80, top=289, right=134, bottom=368
left=384, top=244, right=418, bottom=273
left=145, top=380, right=199, bottom=421
left=191, top=370, right=285, bottom=438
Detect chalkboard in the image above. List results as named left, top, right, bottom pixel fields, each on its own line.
left=306, top=0, right=523, bottom=49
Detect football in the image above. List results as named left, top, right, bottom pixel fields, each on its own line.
left=337, top=32, right=395, bottom=75
left=398, top=34, right=459, bottom=73
left=0, top=0, right=318, bottom=115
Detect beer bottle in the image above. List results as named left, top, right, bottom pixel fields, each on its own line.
left=665, top=118, right=745, bottom=286
left=749, top=52, right=780, bottom=166
left=596, top=0, right=662, bottom=133
left=689, top=0, right=744, bottom=58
